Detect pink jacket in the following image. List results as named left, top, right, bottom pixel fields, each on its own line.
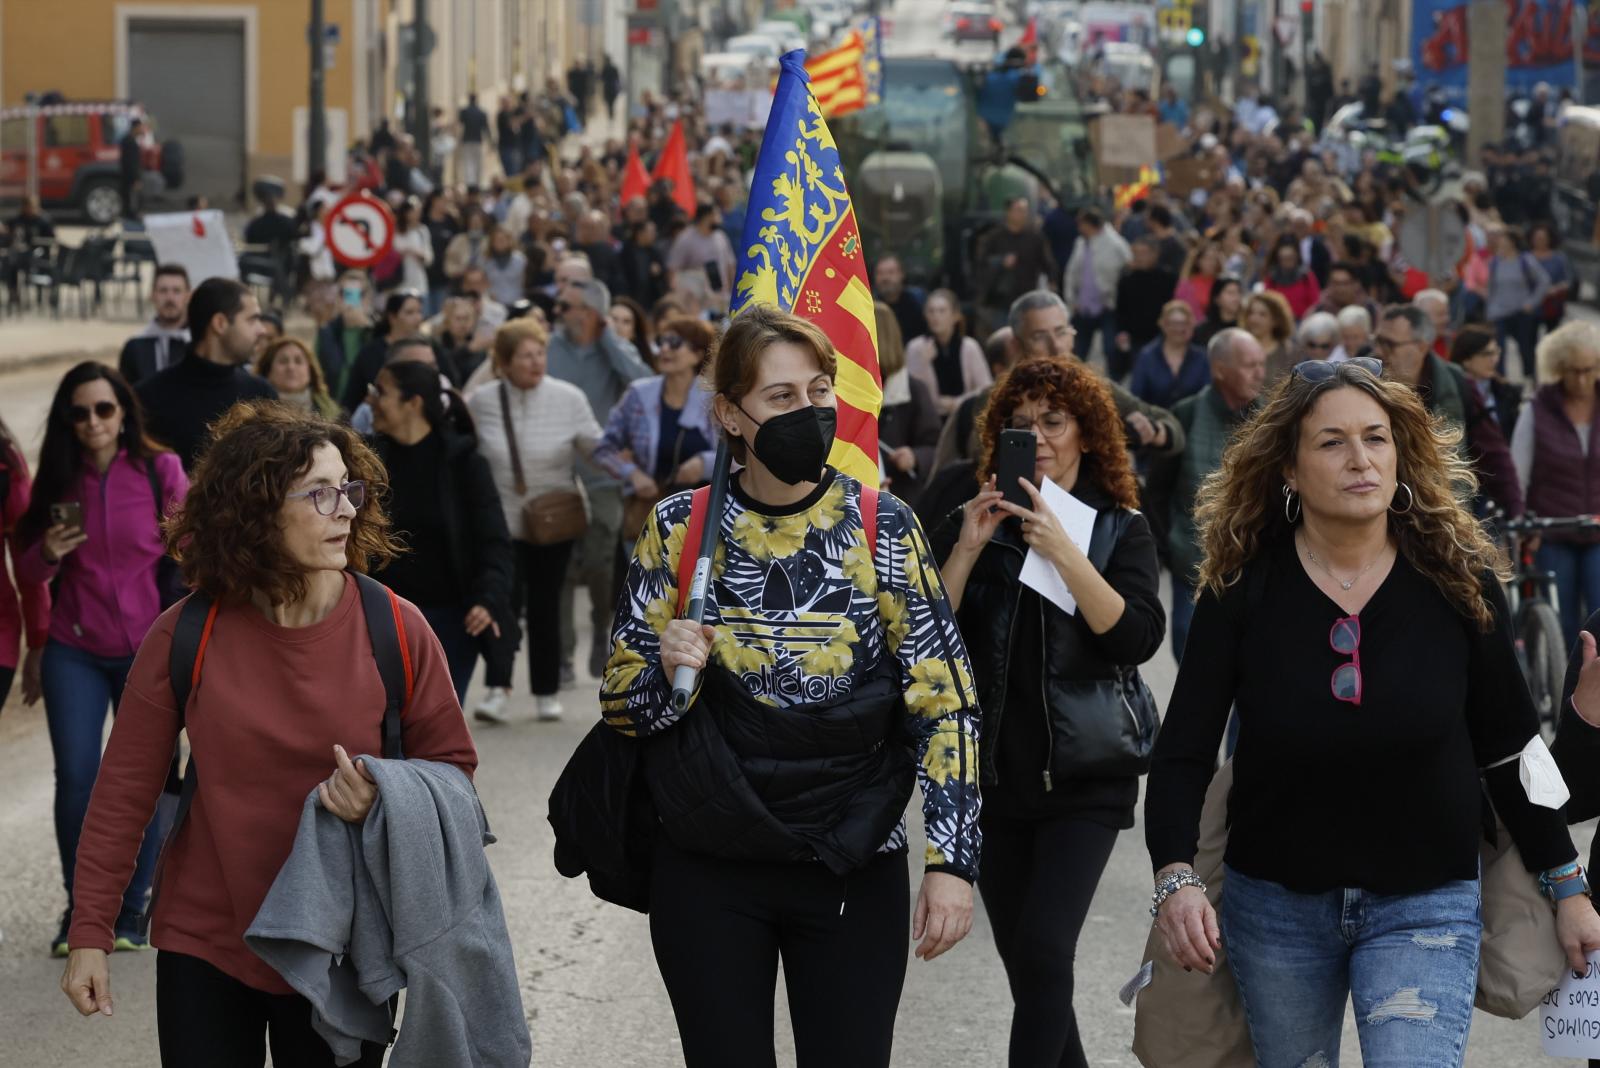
left=0, top=445, right=49, bottom=669
left=17, top=450, right=188, bottom=660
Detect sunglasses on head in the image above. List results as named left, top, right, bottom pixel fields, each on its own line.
left=68, top=401, right=119, bottom=424
left=1291, top=356, right=1383, bottom=382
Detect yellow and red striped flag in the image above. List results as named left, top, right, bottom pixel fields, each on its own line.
left=804, top=32, right=869, bottom=119
left=734, top=50, right=881, bottom=487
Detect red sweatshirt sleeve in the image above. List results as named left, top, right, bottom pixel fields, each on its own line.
left=67, top=612, right=182, bottom=953
left=394, top=598, right=479, bottom=778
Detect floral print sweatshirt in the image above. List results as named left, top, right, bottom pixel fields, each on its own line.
left=600, top=469, right=983, bottom=881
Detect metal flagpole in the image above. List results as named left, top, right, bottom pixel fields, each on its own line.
left=669, top=441, right=732, bottom=712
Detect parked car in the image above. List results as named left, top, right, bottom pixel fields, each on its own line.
left=947, top=1, right=1004, bottom=42
left=0, top=100, right=183, bottom=225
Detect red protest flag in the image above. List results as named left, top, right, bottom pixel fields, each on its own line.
left=619, top=141, right=651, bottom=206
left=650, top=119, right=698, bottom=217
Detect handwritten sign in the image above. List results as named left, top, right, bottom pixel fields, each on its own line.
left=1542, top=950, right=1600, bottom=1058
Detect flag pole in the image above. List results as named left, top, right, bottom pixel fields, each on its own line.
left=669, top=441, right=733, bottom=713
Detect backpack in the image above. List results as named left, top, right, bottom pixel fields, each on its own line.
left=147, top=572, right=414, bottom=914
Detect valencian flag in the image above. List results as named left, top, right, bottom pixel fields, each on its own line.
left=733, top=50, right=882, bottom=488
left=804, top=32, right=869, bottom=119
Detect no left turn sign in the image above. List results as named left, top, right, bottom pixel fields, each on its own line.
left=325, top=191, right=396, bottom=269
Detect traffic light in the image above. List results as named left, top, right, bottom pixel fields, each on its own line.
left=1186, top=26, right=1206, bottom=46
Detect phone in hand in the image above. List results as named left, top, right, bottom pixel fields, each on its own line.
left=995, top=429, right=1037, bottom=511
left=50, top=501, right=84, bottom=531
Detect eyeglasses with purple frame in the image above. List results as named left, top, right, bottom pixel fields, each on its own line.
left=1330, top=614, right=1361, bottom=706
left=287, top=480, right=367, bottom=517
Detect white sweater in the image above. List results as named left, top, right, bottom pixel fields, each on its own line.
left=467, top=377, right=603, bottom=536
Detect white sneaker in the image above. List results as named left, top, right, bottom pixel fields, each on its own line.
left=473, top=688, right=512, bottom=725
left=536, top=695, right=564, bottom=721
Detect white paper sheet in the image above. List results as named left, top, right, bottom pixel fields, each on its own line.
left=1541, top=950, right=1600, bottom=1057
left=1017, top=478, right=1098, bottom=616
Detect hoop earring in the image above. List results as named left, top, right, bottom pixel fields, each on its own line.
left=1391, top=481, right=1414, bottom=514
left=1283, top=484, right=1301, bottom=524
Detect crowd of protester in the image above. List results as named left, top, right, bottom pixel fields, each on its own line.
left=2, top=55, right=1598, bottom=1068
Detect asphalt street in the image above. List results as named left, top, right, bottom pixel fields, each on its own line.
left=0, top=315, right=1587, bottom=1068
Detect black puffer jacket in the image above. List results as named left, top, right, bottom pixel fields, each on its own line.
left=931, top=477, right=1164, bottom=820
left=371, top=429, right=513, bottom=618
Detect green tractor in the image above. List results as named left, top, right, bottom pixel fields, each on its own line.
left=832, top=54, right=1100, bottom=290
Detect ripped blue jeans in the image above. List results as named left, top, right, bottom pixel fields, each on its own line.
left=1221, top=864, right=1481, bottom=1068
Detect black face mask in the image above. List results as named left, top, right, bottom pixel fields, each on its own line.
left=739, top=404, right=837, bottom=486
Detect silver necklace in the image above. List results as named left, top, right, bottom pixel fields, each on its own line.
left=1303, top=540, right=1382, bottom=591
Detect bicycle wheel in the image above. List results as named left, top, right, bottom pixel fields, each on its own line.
left=1518, top=600, right=1568, bottom=742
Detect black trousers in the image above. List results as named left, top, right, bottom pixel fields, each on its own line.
left=649, top=839, right=910, bottom=1068
left=482, top=538, right=573, bottom=694
left=977, top=810, right=1121, bottom=1068
left=156, top=951, right=385, bottom=1068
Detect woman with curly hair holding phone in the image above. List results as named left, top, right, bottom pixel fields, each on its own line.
left=1145, top=359, right=1600, bottom=1066
left=59, top=402, right=476, bottom=1067
left=931, top=357, right=1165, bottom=1068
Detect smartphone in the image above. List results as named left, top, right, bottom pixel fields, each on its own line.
left=704, top=259, right=724, bottom=291
left=995, top=429, right=1037, bottom=511
left=50, top=501, right=84, bottom=531
left=341, top=285, right=363, bottom=308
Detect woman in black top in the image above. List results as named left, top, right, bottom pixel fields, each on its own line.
left=367, top=358, right=513, bottom=703
left=932, top=357, right=1164, bottom=1068
left=1146, top=359, right=1600, bottom=1066
left=341, top=290, right=427, bottom=412
left=1194, top=275, right=1243, bottom=348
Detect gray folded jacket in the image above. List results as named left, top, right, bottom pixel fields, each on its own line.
left=245, top=758, right=531, bottom=1068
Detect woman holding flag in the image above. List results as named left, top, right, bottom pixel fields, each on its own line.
left=599, top=303, right=981, bottom=1067
left=596, top=51, right=981, bottom=1067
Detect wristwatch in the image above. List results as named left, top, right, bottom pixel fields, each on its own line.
left=1540, top=863, right=1591, bottom=904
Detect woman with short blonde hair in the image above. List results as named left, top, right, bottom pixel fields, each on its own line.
left=466, top=317, right=609, bottom=723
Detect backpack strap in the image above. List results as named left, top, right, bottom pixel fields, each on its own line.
left=860, top=484, right=879, bottom=558
left=169, top=591, right=219, bottom=727
left=676, top=486, right=712, bottom=616
left=355, top=572, right=412, bottom=760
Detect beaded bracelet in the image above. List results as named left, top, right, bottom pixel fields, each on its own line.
left=1150, top=869, right=1208, bottom=917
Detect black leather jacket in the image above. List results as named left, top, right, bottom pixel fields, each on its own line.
left=931, top=479, right=1165, bottom=792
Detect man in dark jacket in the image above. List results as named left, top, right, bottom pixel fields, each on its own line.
left=1144, top=329, right=1267, bottom=659
left=137, top=277, right=277, bottom=469
left=1113, top=238, right=1178, bottom=378
left=119, top=264, right=191, bottom=384
left=975, top=197, right=1059, bottom=336
left=1374, top=304, right=1523, bottom=517
left=601, top=57, right=623, bottom=122
left=119, top=118, right=145, bottom=220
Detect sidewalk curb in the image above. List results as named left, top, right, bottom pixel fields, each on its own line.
left=0, top=346, right=120, bottom=377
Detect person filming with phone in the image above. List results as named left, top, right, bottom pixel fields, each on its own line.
left=15, top=362, right=188, bottom=958
left=931, top=356, right=1164, bottom=1068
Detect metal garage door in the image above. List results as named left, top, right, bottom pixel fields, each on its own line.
left=128, top=20, right=245, bottom=208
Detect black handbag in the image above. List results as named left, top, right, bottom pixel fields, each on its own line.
left=1046, top=507, right=1161, bottom=778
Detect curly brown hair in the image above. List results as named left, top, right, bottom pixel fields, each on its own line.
left=974, top=357, right=1140, bottom=510
left=167, top=402, right=400, bottom=606
left=1194, top=363, right=1506, bottom=629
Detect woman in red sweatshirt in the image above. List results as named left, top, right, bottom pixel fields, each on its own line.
left=59, top=402, right=477, bottom=1068
left=0, top=414, right=49, bottom=709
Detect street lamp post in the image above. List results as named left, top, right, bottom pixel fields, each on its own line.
left=309, top=0, right=327, bottom=181
left=415, top=0, right=432, bottom=170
